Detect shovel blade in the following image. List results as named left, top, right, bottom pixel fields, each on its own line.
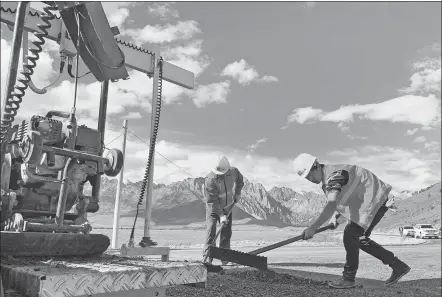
left=203, top=263, right=224, bottom=273
left=208, top=246, right=268, bottom=270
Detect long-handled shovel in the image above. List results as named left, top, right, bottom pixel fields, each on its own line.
left=208, top=219, right=341, bottom=270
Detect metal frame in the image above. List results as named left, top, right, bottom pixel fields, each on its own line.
left=0, top=2, right=195, bottom=89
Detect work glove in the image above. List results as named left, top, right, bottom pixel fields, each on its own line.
left=233, top=194, right=240, bottom=203
left=220, top=215, right=228, bottom=225
left=328, top=213, right=345, bottom=229
left=302, top=226, right=316, bottom=240
left=385, top=198, right=397, bottom=212
left=328, top=213, right=339, bottom=229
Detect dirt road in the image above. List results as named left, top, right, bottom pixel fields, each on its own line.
left=167, top=242, right=441, bottom=297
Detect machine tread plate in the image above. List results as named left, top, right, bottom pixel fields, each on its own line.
left=1, top=255, right=207, bottom=297
left=0, top=232, right=110, bottom=257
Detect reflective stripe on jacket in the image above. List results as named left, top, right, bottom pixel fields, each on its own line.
left=204, top=167, right=244, bottom=216
left=322, top=164, right=392, bottom=230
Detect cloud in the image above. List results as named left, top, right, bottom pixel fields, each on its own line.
left=282, top=95, right=441, bottom=129
left=325, top=145, right=441, bottom=191
left=405, top=128, right=418, bottom=136
left=281, top=107, right=323, bottom=129
left=102, top=2, right=135, bottom=28
left=148, top=2, right=180, bottom=19
left=121, top=138, right=321, bottom=193
left=125, top=112, right=143, bottom=119
left=401, top=57, right=441, bottom=95
left=248, top=138, right=268, bottom=153
left=221, top=59, right=279, bottom=86
left=188, top=81, right=231, bottom=108
left=162, top=40, right=211, bottom=78
left=120, top=139, right=440, bottom=193
left=122, top=21, right=201, bottom=44
left=414, top=136, right=427, bottom=143
left=424, top=141, right=441, bottom=152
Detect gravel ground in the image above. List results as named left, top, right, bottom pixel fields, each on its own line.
left=166, top=269, right=440, bottom=297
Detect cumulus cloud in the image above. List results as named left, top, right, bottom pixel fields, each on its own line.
left=282, top=95, right=441, bottom=129
left=188, top=81, right=231, bottom=108
left=119, top=138, right=440, bottom=193
left=122, top=21, right=201, bottom=44
left=414, top=136, right=427, bottom=143
left=162, top=40, right=211, bottom=78
left=125, top=112, right=143, bottom=119
left=148, top=2, right=180, bottom=19
left=248, top=138, right=268, bottom=153
left=401, top=57, right=441, bottom=95
left=405, top=128, right=418, bottom=136
left=281, top=106, right=323, bottom=129
left=121, top=137, right=321, bottom=193
left=326, top=145, right=441, bottom=191
left=221, top=59, right=279, bottom=86
left=102, top=2, right=135, bottom=28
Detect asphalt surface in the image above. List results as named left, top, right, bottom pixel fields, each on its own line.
left=170, top=240, right=441, bottom=284
left=165, top=240, right=441, bottom=297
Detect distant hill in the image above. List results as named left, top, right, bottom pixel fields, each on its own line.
left=376, top=182, right=441, bottom=231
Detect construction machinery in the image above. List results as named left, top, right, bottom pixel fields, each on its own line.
left=1, top=2, right=207, bottom=296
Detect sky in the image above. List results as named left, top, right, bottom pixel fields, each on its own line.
left=0, top=1, right=441, bottom=194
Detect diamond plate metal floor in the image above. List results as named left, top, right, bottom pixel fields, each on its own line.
left=1, top=255, right=206, bottom=297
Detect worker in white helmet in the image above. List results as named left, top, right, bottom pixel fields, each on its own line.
left=293, top=153, right=410, bottom=289
left=203, top=156, right=244, bottom=265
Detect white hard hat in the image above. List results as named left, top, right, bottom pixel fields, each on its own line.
left=293, top=153, right=317, bottom=179
left=212, top=155, right=231, bottom=175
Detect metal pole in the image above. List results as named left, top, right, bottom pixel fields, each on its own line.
left=91, top=80, right=109, bottom=203
left=98, top=81, right=109, bottom=155
left=111, top=119, right=128, bottom=249
left=141, top=51, right=160, bottom=246
left=1, top=2, right=28, bottom=161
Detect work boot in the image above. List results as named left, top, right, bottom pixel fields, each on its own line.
left=203, top=256, right=213, bottom=264
left=329, top=277, right=356, bottom=289
left=385, top=258, right=411, bottom=286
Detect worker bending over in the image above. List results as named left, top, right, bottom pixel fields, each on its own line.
left=203, top=156, right=244, bottom=264
left=293, top=153, right=411, bottom=289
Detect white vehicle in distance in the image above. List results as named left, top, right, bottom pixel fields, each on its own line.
left=414, top=224, right=441, bottom=239
left=400, top=226, right=415, bottom=237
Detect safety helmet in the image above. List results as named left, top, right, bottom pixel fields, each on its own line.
left=212, top=155, right=231, bottom=175
left=293, top=153, right=317, bottom=179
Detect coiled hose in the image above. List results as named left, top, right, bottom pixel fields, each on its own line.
left=0, top=5, right=57, bottom=145
left=129, top=57, right=164, bottom=245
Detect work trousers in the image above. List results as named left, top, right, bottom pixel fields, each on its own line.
left=343, top=202, right=396, bottom=281
left=203, top=212, right=233, bottom=258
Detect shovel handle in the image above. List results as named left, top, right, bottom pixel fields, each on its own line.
left=203, top=202, right=236, bottom=263
left=249, top=223, right=337, bottom=255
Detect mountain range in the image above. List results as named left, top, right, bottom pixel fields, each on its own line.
left=94, top=176, right=441, bottom=230
left=95, top=177, right=326, bottom=227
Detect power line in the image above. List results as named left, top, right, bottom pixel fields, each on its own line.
left=104, top=132, right=123, bottom=149
left=127, top=129, right=196, bottom=179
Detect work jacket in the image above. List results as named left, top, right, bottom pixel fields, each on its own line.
left=204, top=167, right=244, bottom=216
left=322, top=164, right=392, bottom=230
